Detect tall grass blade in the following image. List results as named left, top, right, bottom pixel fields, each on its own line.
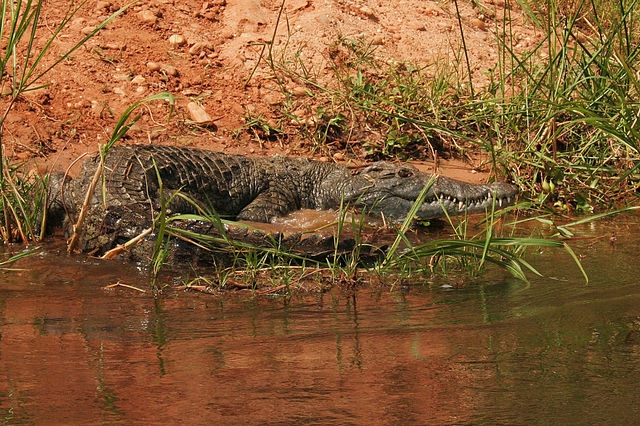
left=382, top=175, right=437, bottom=266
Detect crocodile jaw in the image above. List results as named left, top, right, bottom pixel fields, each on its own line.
left=417, top=187, right=517, bottom=218
left=362, top=180, right=519, bottom=221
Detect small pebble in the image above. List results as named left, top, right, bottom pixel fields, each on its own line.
left=81, top=26, right=96, bottom=35
left=146, top=61, right=161, bottom=72
left=470, top=18, right=486, bottom=31
left=290, top=86, right=308, bottom=97
left=188, top=42, right=214, bottom=56
left=169, top=34, right=186, bottom=46
left=359, top=5, right=376, bottom=19
left=316, top=14, right=331, bottom=25
left=371, top=35, right=384, bottom=45
left=186, top=101, right=213, bottom=123
left=162, top=65, right=179, bottom=77
left=138, top=10, right=157, bottom=24
left=95, top=1, right=112, bottom=11
left=103, top=42, right=125, bottom=50
left=131, top=75, right=146, bottom=84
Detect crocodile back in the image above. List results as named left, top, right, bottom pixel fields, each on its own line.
left=82, top=145, right=263, bottom=218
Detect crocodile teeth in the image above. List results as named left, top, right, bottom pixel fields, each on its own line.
left=458, top=201, right=464, bottom=210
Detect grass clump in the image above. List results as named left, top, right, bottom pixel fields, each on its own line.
left=254, top=34, right=464, bottom=161
left=488, top=0, right=640, bottom=210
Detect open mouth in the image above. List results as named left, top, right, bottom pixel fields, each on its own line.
left=428, top=193, right=515, bottom=211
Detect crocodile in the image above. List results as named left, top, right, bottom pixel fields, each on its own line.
left=47, top=145, right=518, bottom=259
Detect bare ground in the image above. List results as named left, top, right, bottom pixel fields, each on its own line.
left=2, top=0, right=541, bottom=181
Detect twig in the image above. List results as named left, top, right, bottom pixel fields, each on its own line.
left=100, top=227, right=153, bottom=259
left=67, top=153, right=105, bottom=253
left=104, top=280, right=147, bottom=293
left=256, top=284, right=287, bottom=295
left=58, top=152, right=88, bottom=219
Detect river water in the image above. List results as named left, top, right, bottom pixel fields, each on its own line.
left=1, top=216, right=639, bottom=424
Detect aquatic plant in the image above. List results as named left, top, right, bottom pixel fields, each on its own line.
left=0, top=246, right=37, bottom=270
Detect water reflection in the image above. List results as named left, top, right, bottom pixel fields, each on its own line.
left=0, top=218, right=639, bottom=424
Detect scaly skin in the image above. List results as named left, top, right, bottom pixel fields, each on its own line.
left=48, top=145, right=518, bottom=256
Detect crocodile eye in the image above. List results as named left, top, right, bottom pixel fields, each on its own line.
left=398, top=168, right=413, bottom=178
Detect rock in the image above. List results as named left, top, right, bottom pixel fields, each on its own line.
left=145, top=62, right=179, bottom=77
left=102, top=42, right=126, bottom=50
left=186, top=101, right=213, bottom=123
left=146, top=61, right=161, bottom=72
left=316, top=14, right=331, bottom=25
left=138, top=10, right=158, bottom=25
left=371, top=35, right=384, bottom=45
left=359, top=5, right=376, bottom=19
left=290, top=86, right=308, bottom=97
left=470, top=18, right=486, bottom=31
left=188, top=42, right=214, bottom=56
left=169, top=34, right=186, bottom=47
left=162, top=65, right=179, bottom=77
left=81, top=26, right=96, bottom=35
left=96, top=1, right=112, bottom=12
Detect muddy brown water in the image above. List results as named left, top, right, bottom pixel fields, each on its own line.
left=1, top=216, right=640, bottom=424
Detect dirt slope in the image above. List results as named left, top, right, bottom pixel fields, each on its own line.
left=3, top=0, right=540, bottom=176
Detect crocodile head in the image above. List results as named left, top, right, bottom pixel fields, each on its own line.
left=341, top=162, right=518, bottom=221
